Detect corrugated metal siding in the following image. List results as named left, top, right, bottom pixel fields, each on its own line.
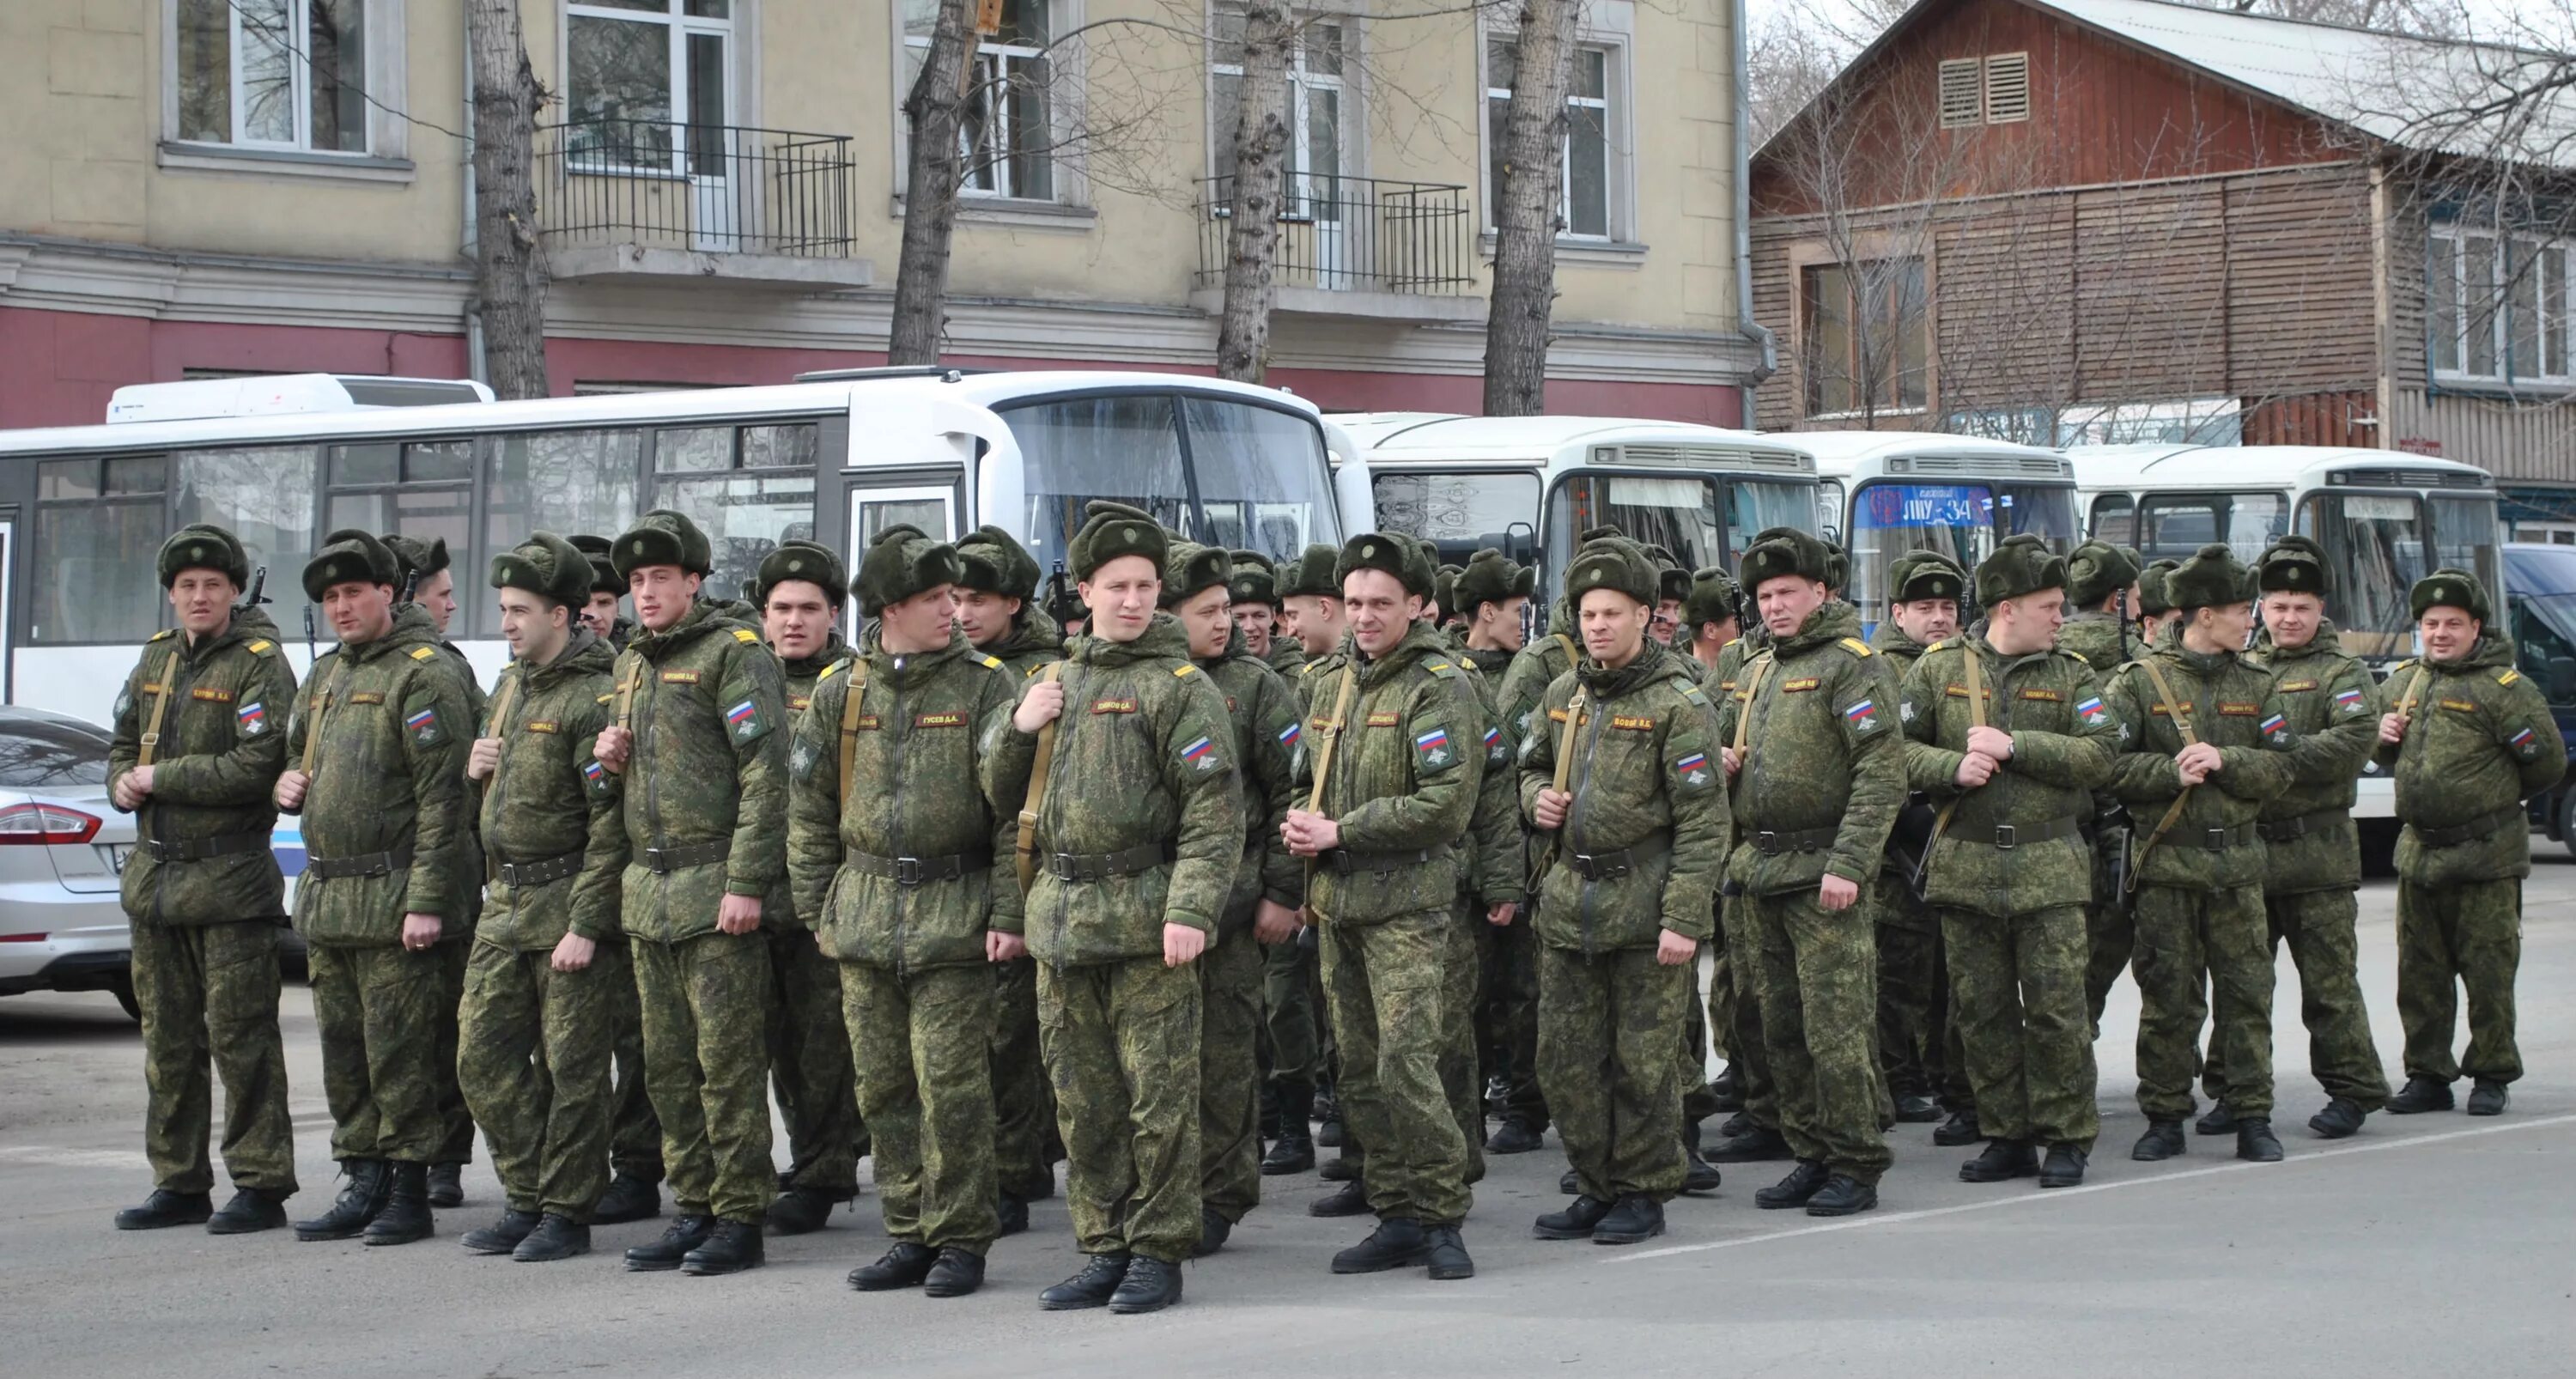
left=2385, top=389, right=2576, bottom=484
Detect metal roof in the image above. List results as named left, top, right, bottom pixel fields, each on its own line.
left=1325, top=412, right=1796, bottom=459
left=2069, top=442, right=2495, bottom=489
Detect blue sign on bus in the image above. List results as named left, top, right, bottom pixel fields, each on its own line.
left=1863, top=483, right=1994, bottom=529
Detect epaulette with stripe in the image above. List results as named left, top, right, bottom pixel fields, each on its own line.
left=1422, top=659, right=1461, bottom=678
left=975, top=653, right=1004, bottom=671
left=246, top=639, right=276, bottom=656
left=2064, top=649, right=2090, bottom=665
left=732, top=628, right=760, bottom=644
left=410, top=646, right=437, bottom=660
left=149, top=629, right=175, bottom=642
left=818, top=661, right=841, bottom=681
left=1838, top=637, right=1873, bottom=657
left=1174, top=664, right=1199, bottom=677
left=2499, top=668, right=2521, bottom=686
left=597, top=692, right=614, bottom=704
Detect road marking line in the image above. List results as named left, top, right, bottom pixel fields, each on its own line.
left=0, top=1145, right=137, bottom=1170
left=1606, top=1111, right=2576, bottom=1265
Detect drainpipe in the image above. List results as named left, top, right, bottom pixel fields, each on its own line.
left=461, top=4, right=489, bottom=385
left=1734, top=0, right=1777, bottom=428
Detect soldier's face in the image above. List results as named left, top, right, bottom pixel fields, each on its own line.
left=2261, top=591, right=2324, bottom=649
left=1477, top=595, right=1529, bottom=652
left=1080, top=556, right=1162, bottom=643
left=1232, top=602, right=1273, bottom=655
left=1653, top=598, right=1684, bottom=643
left=956, top=589, right=1022, bottom=647
left=880, top=583, right=959, bottom=655
left=1756, top=575, right=1828, bottom=638
left=763, top=580, right=839, bottom=660
left=415, top=568, right=457, bottom=635
left=1893, top=598, right=1959, bottom=645
left=1988, top=588, right=2063, bottom=655
left=2420, top=607, right=2481, bottom=662
left=322, top=580, right=395, bottom=644
left=1344, top=571, right=1419, bottom=657
left=630, top=566, right=701, bottom=632
left=1579, top=590, right=1651, bottom=667
left=1179, top=586, right=1234, bottom=659
left=2189, top=601, right=2256, bottom=653
left=583, top=592, right=621, bottom=637
left=497, top=588, right=570, bottom=662
left=167, top=568, right=237, bottom=639
left=1282, top=593, right=1343, bottom=656
left=1698, top=617, right=1739, bottom=654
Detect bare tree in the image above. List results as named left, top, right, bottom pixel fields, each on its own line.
left=1484, top=0, right=1581, bottom=416
left=890, top=0, right=979, bottom=364
left=465, top=0, right=550, bottom=400
left=1214, top=0, right=1297, bottom=382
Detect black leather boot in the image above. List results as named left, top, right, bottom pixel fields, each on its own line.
left=1893, top=1092, right=1940, bottom=1124
left=1308, top=1177, right=1370, bottom=1218
left=1682, top=1146, right=1722, bottom=1194
left=765, top=1187, right=839, bottom=1236
left=850, top=1242, right=939, bottom=1291
left=115, top=1188, right=212, bottom=1231
left=2130, top=1120, right=2185, bottom=1162
left=205, top=1188, right=288, bottom=1236
left=2038, top=1143, right=2088, bottom=1188
left=1314, top=1114, right=1346, bottom=1149
left=427, top=1163, right=465, bottom=1208
left=2386, top=1075, right=2453, bottom=1115
left=1592, top=1195, right=1665, bottom=1245
left=1959, top=1139, right=2038, bottom=1183
left=1319, top=1151, right=1358, bottom=1182
left=1331, top=1217, right=1430, bottom=1273
left=1485, top=1119, right=1544, bottom=1155
left=1754, top=1160, right=1830, bottom=1210
left=2309, top=1097, right=2368, bottom=1139
left=997, top=1192, right=1030, bottom=1236
left=1194, top=1207, right=1233, bottom=1258
left=2195, top=1102, right=2239, bottom=1136
left=591, top=1173, right=661, bottom=1224
left=2467, top=1079, right=2509, bottom=1116
left=1109, top=1256, right=1183, bottom=1314
left=1041, top=1253, right=1130, bottom=1309
left=1932, top=1109, right=1983, bottom=1146
left=1804, top=1174, right=1877, bottom=1217
left=625, top=1213, right=714, bottom=1271
left=1425, top=1224, right=1474, bottom=1280
left=362, top=1163, right=435, bottom=1246
left=2234, top=1117, right=2284, bottom=1163
left=295, top=1160, right=389, bottom=1242
left=1704, top=1121, right=1793, bottom=1163
left=1534, top=1194, right=1612, bottom=1239
left=924, top=1247, right=985, bottom=1298
left=680, top=1218, right=764, bottom=1274
left=460, top=1207, right=541, bottom=1254
left=1558, top=1168, right=1580, bottom=1194
left=1263, top=1080, right=1317, bottom=1175
left=512, top=1213, right=590, bottom=1261
left=1707, top=1066, right=1743, bottom=1113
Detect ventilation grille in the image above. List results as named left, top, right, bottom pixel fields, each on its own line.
left=1984, top=52, right=2031, bottom=124
left=1938, top=58, right=1983, bottom=129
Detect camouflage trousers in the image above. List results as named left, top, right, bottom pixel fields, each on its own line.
left=1481, top=913, right=1547, bottom=1132
left=2131, top=883, right=2273, bottom=1121
left=2396, top=877, right=2523, bottom=1086
left=607, top=953, right=663, bottom=1183
left=1537, top=945, right=1690, bottom=1201
left=433, top=938, right=475, bottom=1165
left=457, top=938, right=623, bottom=1219
left=1438, top=904, right=1486, bottom=1185
left=130, top=920, right=295, bottom=1195
left=2201, top=887, right=2390, bottom=1109
left=1871, top=875, right=1946, bottom=1102
left=634, top=930, right=775, bottom=1224
left=1321, top=908, right=1472, bottom=1226
left=1262, top=930, right=1322, bottom=1089
left=765, top=924, right=861, bottom=1198
left=1720, top=890, right=1779, bottom=1133
left=308, top=940, right=447, bottom=1163
left=1199, top=929, right=1266, bottom=1224
left=2083, top=829, right=2135, bottom=1037
left=1040, top=956, right=1203, bottom=1263
left=846, top=962, right=999, bottom=1252
left=991, top=954, right=1056, bottom=1200
left=1746, top=889, right=1892, bottom=1182
left=1938, top=905, right=2098, bottom=1151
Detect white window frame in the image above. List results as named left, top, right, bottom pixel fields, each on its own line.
left=896, top=0, right=1074, bottom=204
left=1478, top=29, right=1634, bottom=244
left=562, top=0, right=743, bottom=177
left=2429, top=222, right=2576, bottom=390
left=161, top=0, right=407, bottom=163
left=1207, top=6, right=1351, bottom=197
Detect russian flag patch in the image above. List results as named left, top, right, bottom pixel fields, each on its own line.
left=1182, top=735, right=1219, bottom=772
left=404, top=708, right=435, bottom=729
left=1277, top=721, right=1301, bottom=747
left=237, top=702, right=266, bottom=735
left=2511, top=727, right=2536, bottom=747
left=1844, top=699, right=1881, bottom=734
left=2076, top=696, right=2106, bottom=726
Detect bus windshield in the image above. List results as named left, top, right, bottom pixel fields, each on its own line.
left=1847, top=481, right=2078, bottom=628
left=1373, top=470, right=1542, bottom=566
left=2295, top=489, right=2502, bottom=661
left=1545, top=473, right=1818, bottom=596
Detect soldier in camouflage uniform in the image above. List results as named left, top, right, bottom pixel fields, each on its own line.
left=1163, top=543, right=1303, bottom=1256
left=1870, top=551, right=1967, bottom=1127
left=790, top=526, right=1018, bottom=1299
left=2193, top=537, right=2390, bottom=1140
left=1452, top=550, right=1548, bottom=1159
left=985, top=502, right=1242, bottom=1315
left=108, top=525, right=300, bottom=1235
left=2104, top=544, right=2298, bottom=1165
left=1287, top=534, right=1482, bottom=1281
left=1681, top=568, right=1744, bottom=1112
left=572, top=534, right=659, bottom=1224
left=749, top=538, right=865, bottom=1236
left=1901, top=538, right=2112, bottom=1189
left=1520, top=543, right=1727, bottom=1246
left=1230, top=549, right=1305, bottom=676
left=2375, top=569, right=2556, bottom=1120
left=1271, top=543, right=1348, bottom=1176
left=955, top=524, right=1065, bottom=1231
left=1484, top=585, right=1579, bottom=1159
left=1716, top=529, right=1901, bottom=1217
left=594, top=510, right=789, bottom=1276
left=2061, top=540, right=2142, bottom=1060
left=2136, top=559, right=2181, bottom=647
left=276, top=530, right=476, bottom=1246
left=453, top=535, right=630, bottom=1262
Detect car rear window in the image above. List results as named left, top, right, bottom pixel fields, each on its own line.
left=0, top=717, right=112, bottom=787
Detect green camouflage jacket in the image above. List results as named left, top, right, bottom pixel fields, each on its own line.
left=787, top=629, right=1020, bottom=969
left=608, top=602, right=790, bottom=942
left=605, top=615, right=638, bottom=652
left=2104, top=630, right=2297, bottom=892
left=779, top=630, right=853, bottom=719
left=474, top=631, right=625, bottom=948
left=1203, top=630, right=1303, bottom=930
left=1517, top=641, right=1725, bottom=951
left=422, top=633, right=489, bottom=927
left=984, top=614, right=1242, bottom=963
left=2057, top=611, right=2131, bottom=675
left=1296, top=621, right=1485, bottom=926
left=1714, top=603, right=1905, bottom=895
left=1899, top=635, right=2117, bottom=914
left=109, top=609, right=296, bottom=927
left=983, top=608, right=1066, bottom=682
left=2373, top=633, right=2561, bottom=885
left=1493, top=598, right=1579, bottom=753
left=282, top=604, right=476, bottom=944
left=2247, top=624, right=2379, bottom=892
left=1294, top=643, right=1352, bottom=716
left=1457, top=644, right=1528, bottom=908
left=1265, top=639, right=1305, bottom=676
left=1870, top=619, right=1936, bottom=671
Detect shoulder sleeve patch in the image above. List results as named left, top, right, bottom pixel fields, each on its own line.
left=1840, top=637, right=1874, bottom=657
left=246, top=639, right=275, bottom=655
left=410, top=645, right=437, bottom=660
left=1174, top=663, right=1199, bottom=677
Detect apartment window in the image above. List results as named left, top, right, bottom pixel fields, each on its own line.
left=1803, top=258, right=1929, bottom=416
left=2429, top=225, right=2573, bottom=387
left=566, top=0, right=734, bottom=171
left=173, top=0, right=369, bottom=152
left=1210, top=4, right=1346, bottom=204
left=904, top=0, right=1060, bottom=201
left=1485, top=39, right=1621, bottom=240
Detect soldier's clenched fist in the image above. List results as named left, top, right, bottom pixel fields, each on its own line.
left=1013, top=677, right=1066, bottom=732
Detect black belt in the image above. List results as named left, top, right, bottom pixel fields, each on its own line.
left=1953, top=815, right=2085, bottom=850
left=2182, top=823, right=2260, bottom=851
left=1750, top=825, right=1840, bottom=857
left=306, top=845, right=414, bottom=880
left=146, top=831, right=270, bottom=863
left=1567, top=830, right=1671, bottom=881
left=1321, top=844, right=1444, bottom=874
left=849, top=848, right=993, bottom=886
left=495, top=850, right=585, bottom=889
left=641, top=840, right=732, bottom=874
left=1044, top=841, right=1176, bottom=882
left=2409, top=806, right=2523, bottom=849
left=2256, top=808, right=2346, bottom=844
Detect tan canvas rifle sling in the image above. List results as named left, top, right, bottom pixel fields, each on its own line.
left=1529, top=684, right=1590, bottom=886
left=834, top=658, right=873, bottom=811
left=2127, top=656, right=2201, bottom=890
left=299, top=658, right=342, bottom=778
left=1012, top=662, right=1068, bottom=896
left=131, top=649, right=180, bottom=846
left=1918, top=643, right=1986, bottom=878
left=1297, top=666, right=1362, bottom=895
left=477, top=669, right=524, bottom=889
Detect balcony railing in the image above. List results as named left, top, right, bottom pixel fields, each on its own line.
left=536, top=120, right=855, bottom=258
left=1195, top=174, right=1474, bottom=297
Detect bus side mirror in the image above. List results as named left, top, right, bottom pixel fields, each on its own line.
left=2548, top=656, right=2576, bottom=704
left=1504, top=522, right=1537, bottom=566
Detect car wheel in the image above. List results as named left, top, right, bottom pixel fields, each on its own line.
left=109, top=976, right=142, bottom=1022
left=2561, top=790, right=2576, bottom=862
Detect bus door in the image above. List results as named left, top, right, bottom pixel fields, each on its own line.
left=0, top=507, right=14, bottom=702
left=840, top=470, right=963, bottom=569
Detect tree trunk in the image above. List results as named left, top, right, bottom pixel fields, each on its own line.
left=1215, top=1, right=1297, bottom=384
left=1483, top=0, right=1580, bottom=416
left=890, top=0, right=978, bottom=365
left=465, top=0, right=550, bottom=400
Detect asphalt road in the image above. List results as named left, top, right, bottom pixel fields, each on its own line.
left=3, top=863, right=2572, bottom=1379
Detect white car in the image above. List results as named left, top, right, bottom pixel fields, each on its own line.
left=0, top=708, right=140, bottom=1017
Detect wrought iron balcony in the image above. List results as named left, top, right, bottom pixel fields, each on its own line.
left=1194, top=174, right=1478, bottom=316
left=535, top=120, right=869, bottom=289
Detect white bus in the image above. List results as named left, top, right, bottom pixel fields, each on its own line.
left=1795, top=431, right=2081, bottom=633
left=1324, top=413, right=1820, bottom=597
left=0, top=368, right=1349, bottom=714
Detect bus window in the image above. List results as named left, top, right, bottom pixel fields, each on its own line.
left=174, top=446, right=318, bottom=617
left=482, top=428, right=646, bottom=636
left=1372, top=471, right=1541, bottom=566
left=1846, top=481, right=2076, bottom=629
left=2136, top=492, right=2283, bottom=562
left=1729, top=478, right=1823, bottom=562
left=2090, top=493, right=2136, bottom=546
left=1002, top=396, right=1191, bottom=574
left=652, top=422, right=821, bottom=604
left=1182, top=398, right=1340, bottom=559
left=2432, top=494, right=2502, bottom=593
left=2300, top=492, right=2427, bottom=659
left=1551, top=474, right=1722, bottom=579
left=325, top=440, right=472, bottom=586
left=30, top=455, right=166, bottom=644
